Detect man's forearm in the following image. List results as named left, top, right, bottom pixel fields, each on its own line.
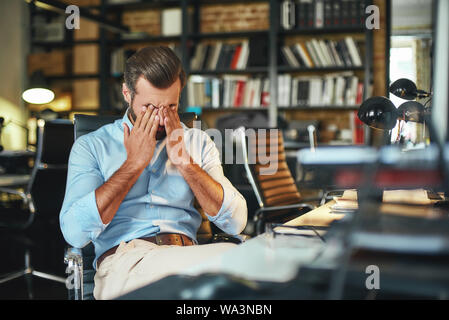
left=177, top=158, right=224, bottom=216
left=95, top=160, right=144, bottom=224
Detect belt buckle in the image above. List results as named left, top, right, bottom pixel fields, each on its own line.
left=155, top=235, right=164, bottom=245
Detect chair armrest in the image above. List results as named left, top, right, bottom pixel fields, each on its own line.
left=209, top=233, right=250, bottom=244
left=64, top=247, right=84, bottom=300
left=254, top=203, right=316, bottom=235
left=255, top=203, right=316, bottom=216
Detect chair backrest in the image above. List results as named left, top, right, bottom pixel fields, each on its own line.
left=29, top=119, right=74, bottom=218
left=238, top=127, right=301, bottom=209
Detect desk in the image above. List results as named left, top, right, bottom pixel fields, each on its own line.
left=0, top=174, right=31, bottom=188
left=284, top=200, right=345, bottom=227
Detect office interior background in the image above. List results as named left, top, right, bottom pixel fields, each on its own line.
left=0, top=0, right=447, bottom=300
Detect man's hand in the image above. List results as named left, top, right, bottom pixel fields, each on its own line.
left=124, top=105, right=159, bottom=170
left=163, top=107, right=191, bottom=167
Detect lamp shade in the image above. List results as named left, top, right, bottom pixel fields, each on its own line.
left=22, top=71, right=55, bottom=104
left=389, top=78, right=431, bottom=100
left=389, top=78, right=418, bottom=100
left=358, top=96, right=399, bottom=130
left=397, top=101, right=425, bottom=123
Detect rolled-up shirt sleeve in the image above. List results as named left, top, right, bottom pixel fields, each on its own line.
left=200, top=133, right=247, bottom=235
left=59, top=136, right=108, bottom=248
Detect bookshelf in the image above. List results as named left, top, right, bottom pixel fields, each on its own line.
left=27, top=0, right=382, bottom=143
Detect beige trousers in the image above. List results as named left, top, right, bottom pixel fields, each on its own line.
left=93, top=239, right=237, bottom=300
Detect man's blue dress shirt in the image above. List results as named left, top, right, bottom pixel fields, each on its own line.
left=59, top=111, right=247, bottom=269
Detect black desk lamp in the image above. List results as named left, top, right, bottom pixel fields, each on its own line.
left=358, top=79, right=431, bottom=131
left=389, top=78, right=432, bottom=100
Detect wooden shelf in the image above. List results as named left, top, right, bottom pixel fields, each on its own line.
left=279, top=26, right=366, bottom=36
left=47, top=74, right=100, bottom=81
left=198, top=105, right=360, bottom=112
left=277, top=66, right=365, bottom=73
left=105, top=0, right=181, bottom=11
left=189, top=30, right=268, bottom=40
left=107, top=35, right=181, bottom=45
left=32, top=40, right=99, bottom=48
left=188, top=67, right=268, bottom=75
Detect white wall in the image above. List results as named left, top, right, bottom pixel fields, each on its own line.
left=392, top=0, right=433, bottom=32
left=0, top=0, right=28, bottom=150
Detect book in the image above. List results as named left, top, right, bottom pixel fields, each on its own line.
left=208, top=42, right=223, bottom=70
left=296, top=0, right=308, bottom=29
left=329, top=40, right=344, bottom=66
left=333, top=0, right=342, bottom=26
left=261, top=78, right=270, bottom=107
left=237, top=40, right=250, bottom=69
left=306, top=41, right=322, bottom=67
left=233, top=79, right=246, bottom=107
left=324, top=0, right=333, bottom=27
left=314, top=0, right=324, bottom=28
left=230, top=45, right=242, bottom=70
left=211, top=78, right=221, bottom=108
left=289, top=44, right=306, bottom=67
left=334, top=76, right=346, bottom=105
left=281, top=0, right=296, bottom=30
left=349, top=0, right=359, bottom=26
left=281, top=46, right=300, bottom=67
left=336, top=40, right=353, bottom=66
left=309, top=77, right=323, bottom=105
left=345, top=36, right=363, bottom=66
left=311, top=38, right=328, bottom=66
left=161, top=8, right=182, bottom=36
left=319, top=39, right=333, bottom=66
left=294, top=43, right=314, bottom=67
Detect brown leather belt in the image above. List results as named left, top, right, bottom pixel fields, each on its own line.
left=96, top=233, right=194, bottom=268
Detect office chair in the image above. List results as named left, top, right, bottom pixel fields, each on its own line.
left=236, top=127, right=316, bottom=235
left=0, top=119, right=74, bottom=299
left=65, top=113, right=247, bottom=300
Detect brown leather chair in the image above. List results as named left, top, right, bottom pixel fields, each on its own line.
left=236, top=127, right=315, bottom=234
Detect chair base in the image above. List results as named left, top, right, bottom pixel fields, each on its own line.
left=0, top=251, right=66, bottom=299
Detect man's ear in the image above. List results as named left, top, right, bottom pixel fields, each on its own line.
left=122, top=83, right=131, bottom=105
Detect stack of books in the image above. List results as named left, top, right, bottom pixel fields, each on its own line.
left=280, top=0, right=366, bottom=30
left=280, top=36, right=363, bottom=68
left=278, top=72, right=364, bottom=107
left=187, top=72, right=364, bottom=109
left=187, top=75, right=269, bottom=109
left=190, top=41, right=250, bottom=71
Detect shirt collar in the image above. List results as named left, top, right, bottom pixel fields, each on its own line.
left=122, top=108, right=134, bottom=131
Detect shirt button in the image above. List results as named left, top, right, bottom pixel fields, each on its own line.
left=152, top=168, right=156, bottom=173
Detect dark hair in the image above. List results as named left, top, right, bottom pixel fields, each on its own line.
left=124, top=46, right=186, bottom=101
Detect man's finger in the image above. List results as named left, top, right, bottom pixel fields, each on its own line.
left=140, top=105, right=154, bottom=132
left=163, top=108, right=173, bottom=134
left=123, top=123, right=130, bottom=143
left=149, top=115, right=159, bottom=139
left=144, top=107, right=158, bottom=135
left=134, top=106, right=147, bottom=129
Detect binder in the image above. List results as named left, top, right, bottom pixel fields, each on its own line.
left=324, top=0, right=333, bottom=27
left=315, top=0, right=324, bottom=28
left=281, top=0, right=296, bottom=30
left=332, top=0, right=341, bottom=26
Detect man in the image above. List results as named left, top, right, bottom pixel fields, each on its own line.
left=60, top=46, right=247, bottom=300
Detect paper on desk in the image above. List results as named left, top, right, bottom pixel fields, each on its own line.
left=181, top=234, right=325, bottom=283
left=334, top=189, right=434, bottom=206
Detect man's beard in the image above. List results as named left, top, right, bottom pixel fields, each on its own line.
left=128, top=105, right=166, bottom=140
